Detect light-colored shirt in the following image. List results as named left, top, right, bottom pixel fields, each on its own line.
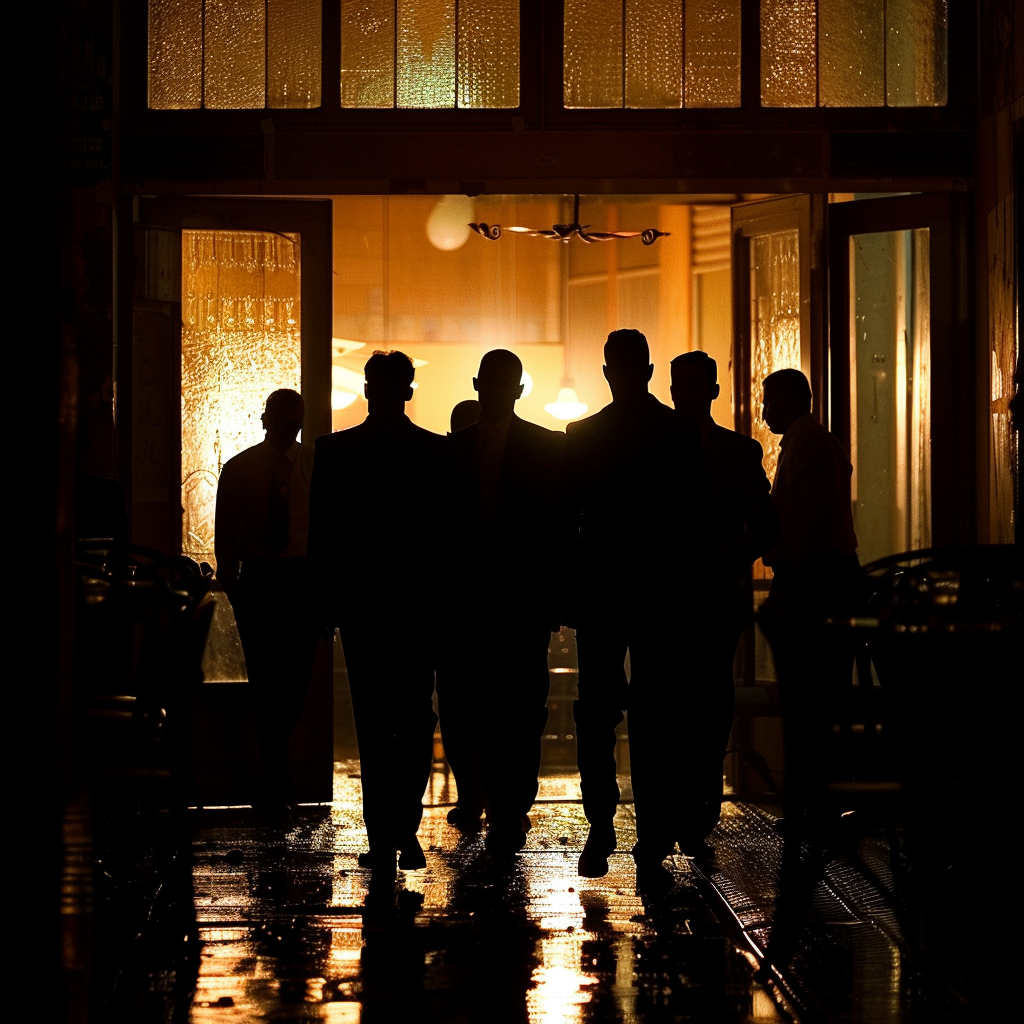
left=764, top=413, right=857, bottom=567
left=214, top=439, right=315, bottom=586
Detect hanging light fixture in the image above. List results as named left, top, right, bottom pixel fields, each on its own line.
left=427, top=195, right=475, bottom=250
left=471, top=195, right=669, bottom=246
left=545, top=387, right=588, bottom=421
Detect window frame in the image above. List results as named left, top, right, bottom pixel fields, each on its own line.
left=123, top=1, right=975, bottom=131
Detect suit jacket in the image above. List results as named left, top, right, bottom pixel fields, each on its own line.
left=562, top=393, right=706, bottom=618
left=307, top=414, right=452, bottom=625
left=702, top=422, right=780, bottom=579
left=449, top=413, right=564, bottom=622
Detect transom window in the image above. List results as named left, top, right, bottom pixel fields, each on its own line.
left=563, top=0, right=948, bottom=109
left=146, top=0, right=948, bottom=112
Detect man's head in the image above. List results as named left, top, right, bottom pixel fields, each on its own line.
left=450, top=399, right=481, bottom=434
left=603, top=329, right=653, bottom=398
left=363, top=350, right=415, bottom=411
left=670, top=351, right=719, bottom=420
left=473, top=349, right=524, bottom=422
left=262, top=389, right=305, bottom=450
left=762, top=368, right=811, bottom=435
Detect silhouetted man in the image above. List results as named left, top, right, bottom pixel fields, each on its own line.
left=308, top=351, right=449, bottom=872
left=435, top=396, right=487, bottom=825
left=563, top=329, right=706, bottom=888
left=444, top=350, right=564, bottom=855
left=670, top=351, right=780, bottom=856
left=215, top=389, right=319, bottom=809
left=759, top=368, right=859, bottom=820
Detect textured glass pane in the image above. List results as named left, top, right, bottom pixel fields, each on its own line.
left=685, top=0, right=741, bottom=108
left=204, top=0, right=266, bottom=108
left=750, top=230, right=801, bottom=483
left=887, top=0, right=947, bottom=106
left=625, top=0, right=681, bottom=108
left=148, top=0, right=202, bottom=109
left=760, top=0, right=816, bottom=107
left=397, top=0, right=456, bottom=108
left=458, top=0, right=519, bottom=108
left=268, top=0, right=322, bottom=108
left=341, top=0, right=395, bottom=107
left=848, top=229, right=930, bottom=561
left=181, top=231, right=301, bottom=567
left=819, top=0, right=884, bottom=106
left=564, top=0, right=623, bottom=108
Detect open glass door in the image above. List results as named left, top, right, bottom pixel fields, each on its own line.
left=829, top=193, right=973, bottom=558
left=131, top=196, right=333, bottom=804
left=728, top=195, right=827, bottom=792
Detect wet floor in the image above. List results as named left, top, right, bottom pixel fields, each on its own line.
left=188, top=763, right=784, bottom=1023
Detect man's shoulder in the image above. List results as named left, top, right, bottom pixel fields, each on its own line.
left=709, top=422, right=764, bottom=458
left=222, top=442, right=266, bottom=472
left=566, top=403, right=613, bottom=439
left=408, top=421, right=448, bottom=449
left=513, top=415, right=564, bottom=445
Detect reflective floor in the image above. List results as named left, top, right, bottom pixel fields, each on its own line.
left=188, top=764, right=784, bottom=1023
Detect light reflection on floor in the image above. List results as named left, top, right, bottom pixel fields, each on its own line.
left=190, top=761, right=781, bottom=1023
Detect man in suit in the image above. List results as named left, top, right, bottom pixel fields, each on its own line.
left=307, top=351, right=450, bottom=872
left=670, top=351, right=780, bottom=857
left=563, top=329, right=706, bottom=889
left=215, top=388, right=319, bottom=810
left=443, top=349, right=564, bottom=855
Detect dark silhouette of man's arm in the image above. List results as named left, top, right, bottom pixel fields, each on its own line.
left=214, top=459, right=242, bottom=597
left=727, top=442, right=780, bottom=571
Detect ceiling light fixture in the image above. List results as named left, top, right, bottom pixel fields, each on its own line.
left=470, top=195, right=669, bottom=245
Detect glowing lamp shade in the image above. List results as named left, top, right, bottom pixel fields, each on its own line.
left=520, top=370, right=533, bottom=398
left=426, top=195, right=474, bottom=251
left=545, top=387, right=588, bottom=421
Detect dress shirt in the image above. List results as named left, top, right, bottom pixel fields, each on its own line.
left=764, top=413, right=857, bottom=568
left=215, top=439, right=315, bottom=585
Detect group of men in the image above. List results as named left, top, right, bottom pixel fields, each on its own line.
left=215, top=328, right=858, bottom=886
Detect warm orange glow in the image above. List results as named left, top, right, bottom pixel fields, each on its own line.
left=545, top=387, right=588, bottom=421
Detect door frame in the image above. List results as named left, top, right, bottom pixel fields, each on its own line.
left=127, top=196, right=333, bottom=553
left=828, top=193, right=974, bottom=546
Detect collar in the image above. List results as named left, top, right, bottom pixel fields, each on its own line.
left=262, top=439, right=299, bottom=462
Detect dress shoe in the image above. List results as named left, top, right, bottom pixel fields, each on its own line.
left=397, top=836, right=427, bottom=870
left=634, top=856, right=674, bottom=895
left=446, top=805, right=484, bottom=828
left=680, top=838, right=715, bottom=863
left=577, top=826, right=616, bottom=878
left=357, top=849, right=397, bottom=872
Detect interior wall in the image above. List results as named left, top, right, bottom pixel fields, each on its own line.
left=330, top=195, right=727, bottom=435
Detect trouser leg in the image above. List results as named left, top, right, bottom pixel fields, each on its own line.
left=343, top=626, right=437, bottom=850
left=234, top=586, right=319, bottom=795
left=625, top=632, right=677, bottom=859
left=477, top=623, right=551, bottom=827
left=574, top=625, right=627, bottom=830
left=435, top=664, right=486, bottom=813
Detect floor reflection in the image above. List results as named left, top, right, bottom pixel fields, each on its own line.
left=190, top=763, right=780, bottom=1023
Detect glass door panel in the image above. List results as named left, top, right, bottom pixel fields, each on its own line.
left=848, top=228, right=932, bottom=563
left=829, top=192, right=969, bottom=551
left=181, top=230, right=302, bottom=569
left=750, top=228, right=802, bottom=487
